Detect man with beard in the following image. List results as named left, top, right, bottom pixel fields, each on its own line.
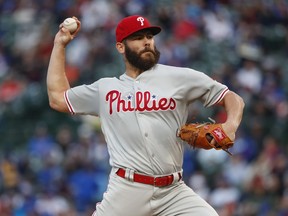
left=47, top=15, right=244, bottom=216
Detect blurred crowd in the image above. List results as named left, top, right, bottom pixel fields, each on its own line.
left=0, top=0, right=288, bottom=215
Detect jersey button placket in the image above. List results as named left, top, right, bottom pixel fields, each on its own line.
left=134, top=79, right=147, bottom=138
left=138, top=113, right=148, bottom=138
left=135, top=80, right=140, bottom=90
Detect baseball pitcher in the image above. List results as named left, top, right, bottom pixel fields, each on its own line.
left=47, top=15, right=244, bottom=216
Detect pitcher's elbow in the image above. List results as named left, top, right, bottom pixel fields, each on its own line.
left=230, top=91, right=245, bottom=110
left=48, top=98, right=68, bottom=113
left=48, top=99, right=60, bottom=111
left=238, top=95, right=245, bottom=110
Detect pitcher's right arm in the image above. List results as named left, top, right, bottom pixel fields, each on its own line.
left=46, top=17, right=81, bottom=113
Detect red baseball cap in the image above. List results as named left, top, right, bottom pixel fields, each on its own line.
left=116, top=15, right=161, bottom=42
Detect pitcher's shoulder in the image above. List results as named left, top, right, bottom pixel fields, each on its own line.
left=154, top=64, right=202, bottom=75
left=97, top=76, right=120, bottom=83
left=87, top=77, right=120, bottom=88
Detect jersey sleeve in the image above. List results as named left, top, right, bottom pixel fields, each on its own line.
left=202, top=80, right=229, bottom=107
left=64, top=81, right=100, bottom=116
left=182, top=68, right=229, bottom=107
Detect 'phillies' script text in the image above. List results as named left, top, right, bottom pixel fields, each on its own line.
left=106, top=90, right=176, bottom=114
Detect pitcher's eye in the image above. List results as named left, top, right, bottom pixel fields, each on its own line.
left=130, top=35, right=144, bottom=40
left=146, top=34, right=153, bottom=39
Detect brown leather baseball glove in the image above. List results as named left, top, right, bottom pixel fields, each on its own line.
left=177, top=121, right=234, bottom=155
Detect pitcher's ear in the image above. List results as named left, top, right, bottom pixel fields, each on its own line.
left=116, top=42, right=125, bottom=54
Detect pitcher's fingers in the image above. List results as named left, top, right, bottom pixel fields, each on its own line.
left=210, top=138, right=217, bottom=147
left=71, top=16, right=81, bottom=36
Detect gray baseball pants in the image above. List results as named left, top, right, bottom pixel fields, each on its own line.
left=92, top=168, right=219, bottom=216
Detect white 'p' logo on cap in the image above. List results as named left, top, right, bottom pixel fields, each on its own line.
left=137, top=17, right=145, bottom=26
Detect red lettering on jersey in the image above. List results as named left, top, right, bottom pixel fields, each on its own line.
left=106, top=90, right=118, bottom=114
left=105, top=90, right=176, bottom=114
left=135, top=91, right=144, bottom=112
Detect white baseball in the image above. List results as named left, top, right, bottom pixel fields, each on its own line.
left=63, top=18, right=77, bottom=33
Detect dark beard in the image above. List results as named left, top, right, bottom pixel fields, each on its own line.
left=124, top=44, right=160, bottom=72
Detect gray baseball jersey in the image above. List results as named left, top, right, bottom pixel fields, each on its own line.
left=65, top=64, right=228, bottom=176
